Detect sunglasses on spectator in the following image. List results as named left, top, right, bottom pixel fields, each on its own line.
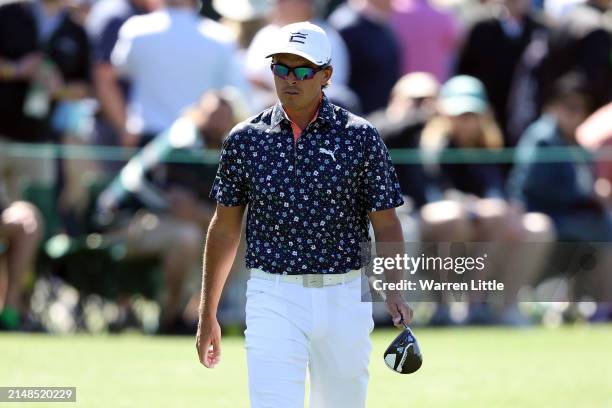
left=270, top=63, right=328, bottom=81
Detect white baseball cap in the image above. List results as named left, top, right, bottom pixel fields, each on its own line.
left=266, top=22, right=332, bottom=66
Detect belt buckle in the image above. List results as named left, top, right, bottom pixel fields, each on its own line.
left=303, top=274, right=324, bottom=288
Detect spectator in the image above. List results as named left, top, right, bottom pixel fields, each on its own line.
left=31, top=0, right=92, bottom=129
left=329, top=0, right=401, bottom=114
left=0, top=200, right=43, bottom=331
left=0, top=0, right=46, bottom=146
left=369, top=72, right=440, bottom=209
left=508, top=73, right=612, bottom=241
left=457, top=0, right=543, bottom=143
left=0, top=1, right=48, bottom=202
left=30, top=0, right=93, bottom=235
left=390, top=0, right=462, bottom=82
left=420, top=76, right=507, bottom=204
left=212, top=0, right=271, bottom=52
left=419, top=75, right=554, bottom=325
left=1, top=0, right=91, bottom=203
left=539, top=0, right=612, bottom=113
left=86, top=0, right=159, bottom=149
left=508, top=73, right=612, bottom=304
left=576, top=102, right=612, bottom=207
left=244, top=0, right=349, bottom=110
left=95, top=89, right=247, bottom=333
left=110, top=0, right=250, bottom=147
left=508, top=0, right=612, bottom=145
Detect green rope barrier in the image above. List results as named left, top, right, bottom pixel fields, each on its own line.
left=2, top=142, right=610, bottom=164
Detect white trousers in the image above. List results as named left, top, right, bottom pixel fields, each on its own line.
left=244, top=274, right=374, bottom=408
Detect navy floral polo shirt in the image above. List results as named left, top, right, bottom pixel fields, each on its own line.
left=210, top=94, right=404, bottom=275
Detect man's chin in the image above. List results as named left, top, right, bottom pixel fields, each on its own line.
left=279, top=95, right=305, bottom=109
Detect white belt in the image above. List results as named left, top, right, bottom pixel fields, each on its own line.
left=249, top=268, right=362, bottom=288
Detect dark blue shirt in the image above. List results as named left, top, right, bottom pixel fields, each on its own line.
left=210, top=95, right=404, bottom=275
left=87, top=0, right=142, bottom=98
left=507, top=115, right=602, bottom=217
left=507, top=114, right=612, bottom=241
left=329, top=4, right=401, bottom=115
left=88, top=0, right=141, bottom=65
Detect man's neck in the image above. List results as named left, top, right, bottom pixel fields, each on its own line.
left=283, top=96, right=322, bottom=130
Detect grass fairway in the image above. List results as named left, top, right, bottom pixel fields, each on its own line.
left=1, top=326, right=611, bottom=407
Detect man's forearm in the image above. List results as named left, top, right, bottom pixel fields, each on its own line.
left=190, top=203, right=216, bottom=230
left=93, top=64, right=126, bottom=133
left=199, top=221, right=242, bottom=318
left=371, top=217, right=405, bottom=289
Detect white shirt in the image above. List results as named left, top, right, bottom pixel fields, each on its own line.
left=85, top=0, right=134, bottom=41
left=111, top=8, right=250, bottom=135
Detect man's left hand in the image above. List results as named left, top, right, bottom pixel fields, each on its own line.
left=385, top=292, right=413, bottom=328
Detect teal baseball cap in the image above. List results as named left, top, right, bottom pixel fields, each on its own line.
left=438, top=75, right=489, bottom=116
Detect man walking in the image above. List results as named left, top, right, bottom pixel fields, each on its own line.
left=196, top=22, right=412, bottom=407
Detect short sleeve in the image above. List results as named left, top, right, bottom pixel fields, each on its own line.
left=361, top=127, right=404, bottom=212
left=110, top=19, right=135, bottom=76
left=93, top=18, right=123, bottom=64
left=209, top=133, right=249, bottom=206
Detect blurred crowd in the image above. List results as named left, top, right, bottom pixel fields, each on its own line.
left=0, top=0, right=611, bottom=334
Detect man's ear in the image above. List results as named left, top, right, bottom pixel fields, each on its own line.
left=323, top=66, right=333, bottom=86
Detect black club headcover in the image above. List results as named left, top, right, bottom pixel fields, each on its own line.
left=383, top=325, right=423, bottom=374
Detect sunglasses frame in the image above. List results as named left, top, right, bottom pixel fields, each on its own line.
left=270, top=62, right=329, bottom=81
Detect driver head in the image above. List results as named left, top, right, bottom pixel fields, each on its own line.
left=383, top=326, right=423, bottom=374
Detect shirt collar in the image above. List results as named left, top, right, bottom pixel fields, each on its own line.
left=270, top=93, right=336, bottom=129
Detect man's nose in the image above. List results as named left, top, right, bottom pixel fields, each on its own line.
left=286, top=71, right=298, bottom=83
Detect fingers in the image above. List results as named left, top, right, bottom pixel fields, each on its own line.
left=387, top=301, right=414, bottom=328
left=390, top=303, right=403, bottom=328
left=196, top=335, right=208, bottom=366
left=196, top=333, right=221, bottom=369
left=399, top=303, right=414, bottom=326
left=206, top=335, right=221, bottom=368
left=387, top=302, right=405, bottom=328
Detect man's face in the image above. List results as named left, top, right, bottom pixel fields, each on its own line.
left=448, top=112, right=482, bottom=147
left=553, top=93, right=590, bottom=142
left=271, top=53, right=332, bottom=112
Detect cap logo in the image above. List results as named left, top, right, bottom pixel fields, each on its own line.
left=289, top=32, right=307, bottom=44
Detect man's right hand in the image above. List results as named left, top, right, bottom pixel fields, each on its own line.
left=196, top=315, right=222, bottom=368
left=385, top=292, right=414, bottom=329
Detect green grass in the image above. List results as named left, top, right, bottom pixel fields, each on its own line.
left=1, top=326, right=611, bottom=407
